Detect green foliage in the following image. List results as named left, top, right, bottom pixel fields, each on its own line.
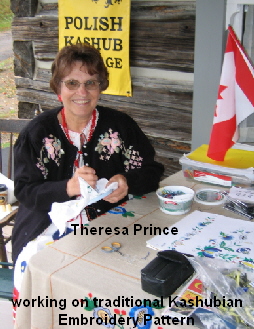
left=0, top=0, right=13, bottom=32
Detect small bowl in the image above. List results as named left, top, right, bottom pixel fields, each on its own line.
left=156, top=186, right=194, bottom=215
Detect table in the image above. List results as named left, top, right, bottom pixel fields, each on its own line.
left=14, top=172, right=249, bottom=329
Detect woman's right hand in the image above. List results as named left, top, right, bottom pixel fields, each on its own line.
left=66, top=166, right=98, bottom=197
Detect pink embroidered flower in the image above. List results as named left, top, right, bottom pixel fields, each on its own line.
left=53, top=140, right=61, bottom=153
left=110, top=132, right=118, bottom=138
left=101, top=138, right=111, bottom=147
left=110, top=132, right=121, bottom=151
left=111, top=137, right=121, bottom=148
left=45, top=137, right=56, bottom=160
left=100, top=132, right=121, bottom=154
left=37, top=136, right=62, bottom=178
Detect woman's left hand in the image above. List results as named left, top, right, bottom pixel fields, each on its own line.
left=103, top=174, right=128, bottom=203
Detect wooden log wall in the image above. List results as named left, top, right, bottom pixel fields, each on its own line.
left=11, top=0, right=196, bottom=177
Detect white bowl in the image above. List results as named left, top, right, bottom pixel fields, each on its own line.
left=156, top=186, right=194, bottom=215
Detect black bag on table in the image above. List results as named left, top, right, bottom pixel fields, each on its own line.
left=141, top=250, right=194, bottom=297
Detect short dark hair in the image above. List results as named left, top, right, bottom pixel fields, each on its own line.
left=50, top=43, right=109, bottom=94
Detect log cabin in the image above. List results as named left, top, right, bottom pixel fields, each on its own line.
left=10, top=0, right=254, bottom=176
left=10, top=0, right=196, bottom=177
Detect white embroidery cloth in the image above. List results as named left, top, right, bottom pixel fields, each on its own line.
left=49, top=177, right=118, bottom=235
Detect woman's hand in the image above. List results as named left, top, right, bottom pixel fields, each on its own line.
left=66, top=166, right=98, bottom=197
left=103, top=174, right=128, bottom=203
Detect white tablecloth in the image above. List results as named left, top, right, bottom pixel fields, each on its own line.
left=14, top=172, right=249, bottom=329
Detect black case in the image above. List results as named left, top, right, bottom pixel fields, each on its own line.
left=141, top=250, right=194, bottom=297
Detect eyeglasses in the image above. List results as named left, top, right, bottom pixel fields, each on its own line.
left=61, top=79, right=101, bottom=91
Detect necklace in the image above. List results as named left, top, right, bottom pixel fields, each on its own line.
left=60, top=108, right=98, bottom=225
left=60, top=108, right=97, bottom=144
left=60, top=107, right=97, bottom=169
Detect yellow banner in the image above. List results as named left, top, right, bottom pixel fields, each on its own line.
left=58, top=0, right=132, bottom=97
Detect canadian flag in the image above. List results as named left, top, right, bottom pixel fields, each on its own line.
left=207, top=25, right=254, bottom=161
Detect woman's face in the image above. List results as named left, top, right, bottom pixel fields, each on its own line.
left=60, top=61, right=101, bottom=121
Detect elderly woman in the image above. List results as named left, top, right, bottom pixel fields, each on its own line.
left=12, top=43, right=164, bottom=302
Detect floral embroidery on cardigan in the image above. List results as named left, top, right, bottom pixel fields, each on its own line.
left=95, top=129, right=143, bottom=171
left=36, top=135, right=64, bottom=178
left=96, top=129, right=122, bottom=155
left=123, top=146, right=143, bottom=171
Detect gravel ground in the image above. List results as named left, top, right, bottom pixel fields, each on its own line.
left=0, top=55, right=18, bottom=147
left=0, top=56, right=18, bottom=119
left=0, top=30, right=13, bottom=62
left=0, top=29, right=18, bottom=119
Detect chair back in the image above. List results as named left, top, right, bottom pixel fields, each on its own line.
left=0, top=119, right=30, bottom=264
left=0, top=261, right=14, bottom=299
left=0, top=119, right=30, bottom=179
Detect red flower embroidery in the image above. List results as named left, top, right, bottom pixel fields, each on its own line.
left=114, top=308, right=120, bottom=314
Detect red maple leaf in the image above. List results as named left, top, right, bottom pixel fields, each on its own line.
left=217, top=85, right=228, bottom=100
left=214, top=85, right=228, bottom=117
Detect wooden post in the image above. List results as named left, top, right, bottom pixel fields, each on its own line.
left=10, top=0, right=38, bottom=17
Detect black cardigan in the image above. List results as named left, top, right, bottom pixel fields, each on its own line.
left=12, top=106, right=164, bottom=262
